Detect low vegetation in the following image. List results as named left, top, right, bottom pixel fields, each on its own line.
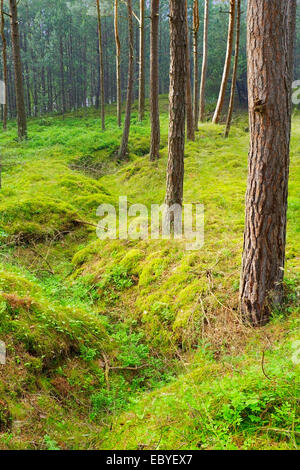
left=0, top=103, right=299, bottom=449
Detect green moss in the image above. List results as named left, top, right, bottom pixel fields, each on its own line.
left=0, top=401, right=11, bottom=433
left=138, top=250, right=171, bottom=287
left=119, top=249, right=144, bottom=274
left=95, top=319, right=300, bottom=450
left=0, top=266, right=111, bottom=367
left=0, top=198, right=81, bottom=243
left=0, top=102, right=299, bottom=450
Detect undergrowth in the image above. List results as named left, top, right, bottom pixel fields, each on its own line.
left=0, top=101, right=299, bottom=449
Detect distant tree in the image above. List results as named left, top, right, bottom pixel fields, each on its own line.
left=192, top=0, right=200, bottom=130
left=165, top=0, right=186, bottom=209
left=138, top=0, right=145, bottom=122
left=114, top=0, right=121, bottom=127
left=224, top=0, right=241, bottom=138
left=185, top=0, right=194, bottom=141
left=149, top=0, right=160, bottom=161
left=212, top=0, right=235, bottom=124
left=96, top=0, right=105, bottom=130
left=0, top=0, right=7, bottom=130
left=118, top=0, right=134, bottom=160
left=9, top=0, right=27, bottom=139
left=240, top=0, right=296, bottom=325
left=59, top=34, right=66, bottom=114
left=199, top=0, right=209, bottom=122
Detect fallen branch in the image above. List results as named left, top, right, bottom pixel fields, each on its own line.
left=74, top=219, right=98, bottom=228
left=261, top=350, right=273, bottom=381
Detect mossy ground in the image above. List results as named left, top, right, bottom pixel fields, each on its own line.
left=0, top=100, right=299, bottom=449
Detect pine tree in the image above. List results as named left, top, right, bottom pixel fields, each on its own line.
left=165, top=0, right=186, bottom=209
left=240, top=0, right=296, bottom=325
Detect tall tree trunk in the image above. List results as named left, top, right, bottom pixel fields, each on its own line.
left=165, top=0, right=186, bottom=208
left=59, top=35, right=66, bottom=115
left=199, top=0, right=209, bottom=122
left=9, top=0, right=27, bottom=139
left=118, top=0, right=134, bottom=160
left=23, top=28, right=32, bottom=118
left=138, top=0, right=145, bottom=122
left=193, top=0, right=200, bottom=130
left=212, top=0, right=235, bottom=124
left=0, top=0, right=7, bottom=130
left=114, top=0, right=121, bottom=127
left=240, top=0, right=296, bottom=326
left=96, top=0, right=105, bottom=131
left=150, top=0, right=160, bottom=161
left=224, top=0, right=241, bottom=138
left=185, top=0, right=194, bottom=141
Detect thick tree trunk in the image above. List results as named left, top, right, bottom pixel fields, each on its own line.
left=199, top=0, right=208, bottom=122
left=185, top=0, right=194, bottom=141
left=165, top=0, right=186, bottom=208
left=96, top=0, right=105, bottom=131
left=138, top=0, right=145, bottom=122
left=193, top=0, right=200, bottom=130
left=212, top=0, right=235, bottom=124
left=150, top=0, right=160, bottom=161
left=224, top=0, right=241, bottom=138
left=114, top=0, right=121, bottom=127
left=9, top=0, right=27, bottom=139
left=118, top=0, right=134, bottom=160
left=0, top=0, right=7, bottom=130
left=240, top=0, right=296, bottom=326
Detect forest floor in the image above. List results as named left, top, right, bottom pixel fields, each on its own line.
left=0, top=98, right=299, bottom=450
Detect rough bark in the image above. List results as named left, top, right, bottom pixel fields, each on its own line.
left=138, top=0, right=145, bottom=122
left=199, top=0, right=208, bottom=122
left=240, top=0, right=296, bottom=326
left=9, top=0, right=27, bottom=139
left=96, top=0, right=105, bottom=131
left=118, top=0, right=134, bottom=160
left=0, top=0, right=7, bottom=130
left=150, top=0, right=160, bottom=161
left=212, top=0, right=235, bottom=124
left=165, top=0, right=186, bottom=208
left=114, top=0, right=121, bottom=127
left=224, top=0, right=241, bottom=138
left=193, top=0, right=200, bottom=130
left=185, top=0, right=195, bottom=141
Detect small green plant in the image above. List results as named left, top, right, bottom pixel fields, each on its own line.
left=80, top=345, right=98, bottom=362
left=44, top=435, right=60, bottom=450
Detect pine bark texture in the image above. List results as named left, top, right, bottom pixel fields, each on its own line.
left=1, top=0, right=7, bottom=130
left=96, top=0, right=105, bottom=131
left=150, top=0, right=160, bottom=161
left=185, top=0, right=195, bottom=141
left=224, top=0, right=241, bottom=138
left=114, top=0, right=121, bottom=127
left=199, top=0, right=208, bottom=122
left=118, top=0, right=134, bottom=160
left=212, top=0, right=235, bottom=124
left=138, top=0, right=145, bottom=122
left=9, top=0, right=27, bottom=139
left=165, top=0, right=186, bottom=208
left=240, top=0, right=296, bottom=326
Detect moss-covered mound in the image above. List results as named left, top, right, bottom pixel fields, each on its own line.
left=0, top=198, right=82, bottom=243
